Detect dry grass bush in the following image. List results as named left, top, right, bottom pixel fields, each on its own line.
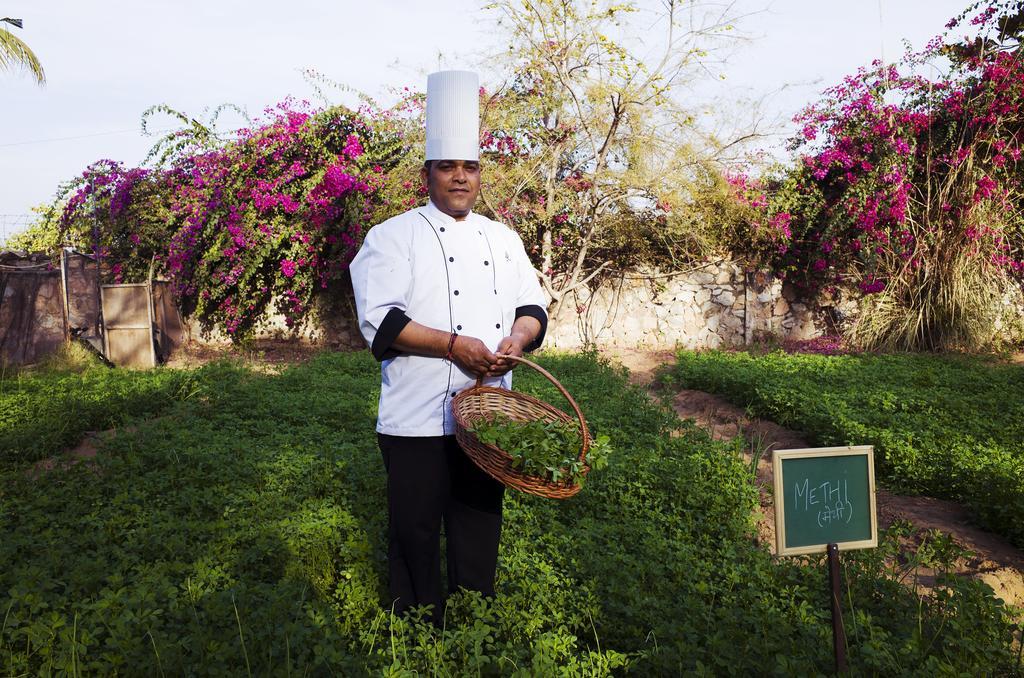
left=847, top=156, right=1017, bottom=352
left=849, top=247, right=1006, bottom=352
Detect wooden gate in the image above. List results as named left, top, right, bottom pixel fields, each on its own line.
left=100, top=283, right=156, bottom=368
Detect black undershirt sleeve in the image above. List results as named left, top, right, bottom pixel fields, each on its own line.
left=514, top=304, right=547, bottom=352
left=371, top=307, right=412, bottom=361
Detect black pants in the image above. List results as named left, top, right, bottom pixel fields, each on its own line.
left=377, top=433, right=505, bottom=623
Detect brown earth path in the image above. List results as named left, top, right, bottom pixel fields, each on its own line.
left=600, top=347, right=1024, bottom=615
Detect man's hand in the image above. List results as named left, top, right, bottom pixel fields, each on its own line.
left=450, top=335, right=498, bottom=378
left=390, top=316, right=539, bottom=379
left=487, top=334, right=528, bottom=377
left=487, top=316, right=542, bottom=377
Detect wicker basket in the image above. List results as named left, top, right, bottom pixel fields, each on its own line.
left=451, top=355, right=591, bottom=499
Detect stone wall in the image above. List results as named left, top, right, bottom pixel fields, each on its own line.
left=994, top=283, right=1024, bottom=345
left=182, top=292, right=365, bottom=350
left=546, top=261, right=822, bottom=349
left=160, top=260, right=1024, bottom=353
left=183, top=261, right=823, bottom=352
left=0, top=250, right=921, bottom=363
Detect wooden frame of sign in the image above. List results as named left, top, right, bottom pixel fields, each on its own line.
left=773, top=445, right=878, bottom=556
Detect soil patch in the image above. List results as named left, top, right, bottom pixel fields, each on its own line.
left=163, top=338, right=328, bottom=372
left=29, top=431, right=104, bottom=478
left=600, top=347, right=1024, bottom=615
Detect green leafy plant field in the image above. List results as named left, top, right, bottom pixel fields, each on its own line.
left=0, top=351, right=1019, bottom=674
left=0, top=357, right=201, bottom=465
left=665, top=349, right=1024, bottom=550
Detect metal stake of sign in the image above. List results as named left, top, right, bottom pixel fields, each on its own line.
left=828, top=543, right=848, bottom=674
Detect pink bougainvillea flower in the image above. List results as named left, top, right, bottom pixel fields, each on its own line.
left=342, top=133, right=364, bottom=159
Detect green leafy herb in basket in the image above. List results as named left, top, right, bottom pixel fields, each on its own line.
left=469, top=414, right=611, bottom=486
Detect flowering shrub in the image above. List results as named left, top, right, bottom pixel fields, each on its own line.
left=57, top=160, right=174, bottom=283
left=58, top=100, right=413, bottom=339
left=732, top=1, right=1024, bottom=350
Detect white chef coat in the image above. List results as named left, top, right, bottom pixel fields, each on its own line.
left=350, top=201, right=549, bottom=436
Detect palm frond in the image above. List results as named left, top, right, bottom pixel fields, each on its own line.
left=0, top=27, right=45, bottom=84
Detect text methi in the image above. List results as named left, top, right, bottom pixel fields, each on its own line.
left=794, top=478, right=854, bottom=527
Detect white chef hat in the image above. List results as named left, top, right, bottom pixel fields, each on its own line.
left=425, top=70, right=479, bottom=161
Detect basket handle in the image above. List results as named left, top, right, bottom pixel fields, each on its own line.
left=475, top=354, right=591, bottom=460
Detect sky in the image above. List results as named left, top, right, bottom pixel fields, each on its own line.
left=1, top=0, right=977, bottom=241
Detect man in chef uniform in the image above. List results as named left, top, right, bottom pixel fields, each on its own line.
left=349, top=70, right=548, bottom=623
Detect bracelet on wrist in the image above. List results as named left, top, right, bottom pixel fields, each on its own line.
left=445, top=332, right=458, bottom=362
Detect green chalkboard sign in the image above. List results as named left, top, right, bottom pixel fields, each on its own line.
left=773, top=446, right=877, bottom=556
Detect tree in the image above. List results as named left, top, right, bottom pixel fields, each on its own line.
left=1, top=17, right=45, bottom=85
left=477, top=0, right=751, bottom=323
left=3, top=203, right=63, bottom=252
